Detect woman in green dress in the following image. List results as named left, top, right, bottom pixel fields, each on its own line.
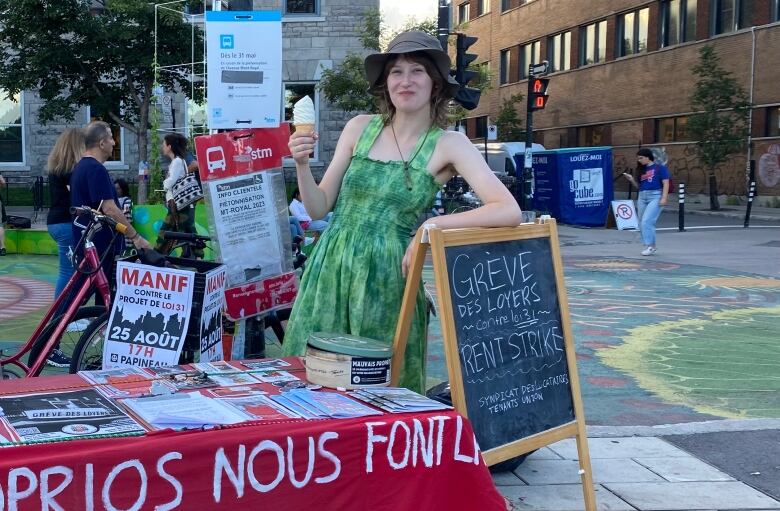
left=283, top=31, right=522, bottom=392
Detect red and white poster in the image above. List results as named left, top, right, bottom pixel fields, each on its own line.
left=194, top=127, right=298, bottom=320
left=199, top=266, right=228, bottom=362
left=103, top=262, right=196, bottom=369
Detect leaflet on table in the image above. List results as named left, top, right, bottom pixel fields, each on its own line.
left=207, top=172, right=283, bottom=286
left=199, top=265, right=228, bottom=362
left=122, top=393, right=250, bottom=430
left=0, top=389, right=145, bottom=444
left=350, top=388, right=452, bottom=413
left=208, top=372, right=263, bottom=387
left=205, top=384, right=268, bottom=398
left=269, top=394, right=321, bottom=420
left=253, top=370, right=299, bottom=384
left=239, top=358, right=291, bottom=371
left=79, top=366, right=152, bottom=386
left=103, top=261, right=195, bottom=369
left=284, top=389, right=383, bottom=419
left=218, top=394, right=300, bottom=421
left=193, top=361, right=245, bottom=374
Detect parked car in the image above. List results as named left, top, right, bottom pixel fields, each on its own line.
left=471, top=142, right=546, bottom=176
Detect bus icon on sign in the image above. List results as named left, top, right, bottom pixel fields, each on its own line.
left=206, top=147, right=227, bottom=174
left=220, top=34, right=234, bottom=49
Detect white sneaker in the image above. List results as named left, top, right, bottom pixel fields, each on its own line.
left=641, top=247, right=657, bottom=256
left=303, top=237, right=315, bottom=246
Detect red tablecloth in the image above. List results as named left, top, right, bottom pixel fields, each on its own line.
left=0, top=373, right=506, bottom=511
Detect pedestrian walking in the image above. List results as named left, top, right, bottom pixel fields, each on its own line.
left=155, top=133, right=203, bottom=258
left=282, top=30, right=522, bottom=392
left=46, top=129, right=85, bottom=298
left=623, top=148, right=670, bottom=255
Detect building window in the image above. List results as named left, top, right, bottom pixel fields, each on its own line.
left=548, top=32, right=571, bottom=72
left=500, top=49, right=511, bottom=84
left=458, top=2, right=470, bottom=23
left=88, top=103, right=124, bottom=163
left=577, top=124, right=609, bottom=146
left=655, top=116, right=691, bottom=142
left=767, top=107, right=780, bottom=137
left=580, top=20, right=607, bottom=66
left=618, top=8, right=649, bottom=56
left=476, top=0, right=487, bottom=16
left=0, top=92, right=23, bottom=164
left=773, top=0, right=780, bottom=21
left=520, top=41, right=540, bottom=79
left=469, top=115, right=488, bottom=139
left=501, top=0, right=527, bottom=11
left=661, top=0, right=697, bottom=47
left=284, top=83, right=318, bottom=160
left=712, top=0, right=754, bottom=35
left=286, top=0, right=318, bottom=15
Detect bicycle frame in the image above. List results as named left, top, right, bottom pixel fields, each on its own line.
left=0, top=224, right=112, bottom=378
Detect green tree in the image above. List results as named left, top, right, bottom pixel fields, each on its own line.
left=688, top=45, right=751, bottom=210
left=0, top=0, right=203, bottom=202
left=319, top=9, right=440, bottom=115
left=495, top=94, right=525, bottom=142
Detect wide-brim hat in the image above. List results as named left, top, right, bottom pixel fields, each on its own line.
left=364, top=31, right=461, bottom=98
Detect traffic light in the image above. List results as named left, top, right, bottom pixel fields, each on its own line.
left=527, top=77, right=550, bottom=111
left=454, top=33, right=481, bottom=110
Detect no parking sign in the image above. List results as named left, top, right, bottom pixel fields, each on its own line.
left=610, top=200, right=639, bottom=230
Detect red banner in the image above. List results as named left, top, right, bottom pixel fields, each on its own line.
left=0, top=411, right=506, bottom=510
left=223, top=271, right=298, bottom=321
left=194, top=126, right=291, bottom=181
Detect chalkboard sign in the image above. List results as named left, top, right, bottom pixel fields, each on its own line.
left=443, top=236, right=575, bottom=452
left=391, top=220, right=596, bottom=510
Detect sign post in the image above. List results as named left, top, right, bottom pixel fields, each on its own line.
left=392, top=221, right=597, bottom=510
left=523, top=61, right=550, bottom=211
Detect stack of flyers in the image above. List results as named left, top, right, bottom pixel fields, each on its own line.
left=161, top=372, right=218, bottom=391
left=122, top=393, right=250, bottom=431
left=219, top=394, right=300, bottom=421
left=206, top=385, right=268, bottom=398
left=79, top=367, right=152, bottom=386
left=192, top=361, right=243, bottom=374
left=351, top=388, right=452, bottom=413
left=253, top=370, right=299, bottom=384
left=97, top=380, right=174, bottom=400
left=207, top=372, right=263, bottom=387
left=241, top=359, right=291, bottom=371
left=145, top=365, right=195, bottom=378
left=278, top=389, right=383, bottom=419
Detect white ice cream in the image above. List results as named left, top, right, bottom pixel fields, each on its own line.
left=293, top=95, right=315, bottom=126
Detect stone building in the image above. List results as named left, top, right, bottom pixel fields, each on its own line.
left=453, top=0, right=780, bottom=198
left=0, top=0, right=377, bottom=186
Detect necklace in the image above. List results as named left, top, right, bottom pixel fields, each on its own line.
left=391, top=122, right=430, bottom=190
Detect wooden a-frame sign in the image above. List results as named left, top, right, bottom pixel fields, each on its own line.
left=391, top=219, right=597, bottom=510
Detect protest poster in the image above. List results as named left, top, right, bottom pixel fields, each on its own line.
left=103, top=261, right=195, bottom=369
left=0, top=389, right=145, bottom=444
left=199, top=266, right=228, bottom=362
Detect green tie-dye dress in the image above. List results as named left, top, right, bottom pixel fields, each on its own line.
left=282, top=115, right=443, bottom=393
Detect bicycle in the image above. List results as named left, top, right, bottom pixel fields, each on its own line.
left=0, top=206, right=124, bottom=379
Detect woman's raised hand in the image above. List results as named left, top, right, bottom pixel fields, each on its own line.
left=288, top=130, right=318, bottom=166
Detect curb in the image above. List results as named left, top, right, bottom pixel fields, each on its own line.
left=668, top=207, right=780, bottom=223
left=587, top=418, right=780, bottom=438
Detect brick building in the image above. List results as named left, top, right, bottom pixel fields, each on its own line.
left=454, top=0, right=780, bottom=198
left=0, top=0, right=376, bottom=185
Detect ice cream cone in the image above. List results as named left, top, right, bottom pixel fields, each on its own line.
left=295, top=123, right=315, bottom=135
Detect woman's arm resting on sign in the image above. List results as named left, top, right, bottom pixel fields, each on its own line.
left=288, top=115, right=372, bottom=220
left=425, top=130, right=522, bottom=229
left=402, top=131, right=523, bottom=277
left=660, top=178, right=669, bottom=206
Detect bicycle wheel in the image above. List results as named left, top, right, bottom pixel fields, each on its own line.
left=70, top=312, right=109, bottom=373
left=27, top=306, right=105, bottom=376
left=1, top=364, right=24, bottom=379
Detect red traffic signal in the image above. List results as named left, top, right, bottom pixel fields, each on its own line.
left=528, top=78, right=550, bottom=111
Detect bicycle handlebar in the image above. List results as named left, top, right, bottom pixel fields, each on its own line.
left=70, top=206, right=128, bottom=235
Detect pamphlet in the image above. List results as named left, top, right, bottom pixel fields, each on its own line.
left=0, top=389, right=146, bottom=443
left=122, top=393, right=249, bottom=430
left=253, top=370, right=299, bottom=384
left=208, top=372, right=263, bottom=387
left=241, top=359, right=291, bottom=371
left=79, top=367, right=152, bottom=385
left=285, top=389, right=382, bottom=418
left=193, top=361, right=243, bottom=374
left=220, top=394, right=300, bottom=421
left=351, top=388, right=452, bottom=413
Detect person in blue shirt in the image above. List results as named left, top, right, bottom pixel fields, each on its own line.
left=71, top=122, right=151, bottom=298
left=622, top=148, right=670, bottom=256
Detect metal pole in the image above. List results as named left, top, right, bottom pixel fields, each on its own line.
left=677, top=182, right=685, bottom=232
left=523, top=73, right=534, bottom=212
left=437, top=0, right=450, bottom=51
left=744, top=180, right=756, bottom=228
left=483, top=137, right=488, bottom=162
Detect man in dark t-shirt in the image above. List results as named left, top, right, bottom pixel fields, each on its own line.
left=70, top=122, right=151, bottom=296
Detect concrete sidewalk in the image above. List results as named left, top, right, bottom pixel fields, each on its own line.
left=494, top=426, right=780, bottom=510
